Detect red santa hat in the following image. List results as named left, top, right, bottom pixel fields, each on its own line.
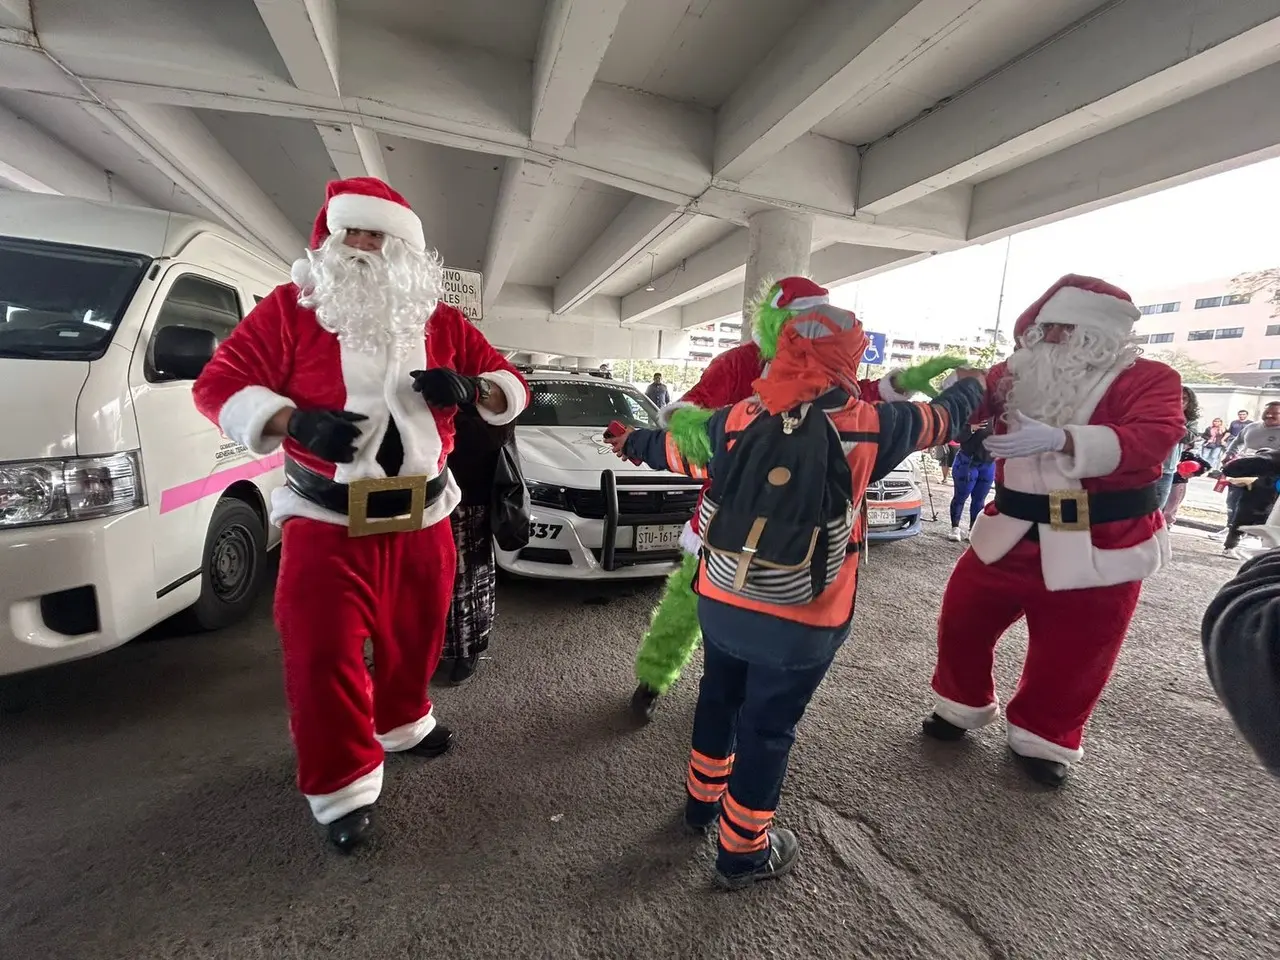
left=292, top=177, right=426, bottom=287
left=1012, top=274, right=1140, bottom=343
left=770, top=276, right=830, bottom=312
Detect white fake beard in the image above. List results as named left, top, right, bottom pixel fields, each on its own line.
left=297, top=232, right=444, bottom=356
left=1001, top=324, right=1140, bottom=427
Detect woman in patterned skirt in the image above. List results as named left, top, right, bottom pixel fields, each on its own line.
left=438, top=404, right=513, bottom=685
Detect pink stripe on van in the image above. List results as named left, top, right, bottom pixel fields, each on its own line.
left=158, top=453, right=285, bottom=515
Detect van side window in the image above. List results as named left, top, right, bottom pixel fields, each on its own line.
left=145, top=274, right=243, bottom=383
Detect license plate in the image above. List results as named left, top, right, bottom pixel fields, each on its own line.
left=635, top=524, right=682, bottom=551
left=867, top=508, right=897, bottom=527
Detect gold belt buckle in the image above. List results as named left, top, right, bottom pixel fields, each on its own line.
left=1047, top=489, right=1090, bottom=532
left=347, top=475, right=429, bottom=538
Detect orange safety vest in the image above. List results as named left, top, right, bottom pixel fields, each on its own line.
left=694, top=396, right=949, bottom=628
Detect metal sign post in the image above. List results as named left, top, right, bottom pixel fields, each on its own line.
left=441, top=267, right=483, bottom=321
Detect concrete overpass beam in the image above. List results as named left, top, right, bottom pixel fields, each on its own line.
left=859, top=0, right=1280, bottom=215
left=0, top=102, right=145, bottom=203
left=482, top=158, right=555, bottom=307
left=740, top=210, right=814, bottom=340
left=714, top=0, right=988, bottom=182
left=531, top=0, right=629, bottom=145
left=553, top=197, right=690, bottom=314
left=968, top=61, right=1280, bottom=241
left=109, top=101, right=306, bottom=262
left=621, top=230, right=750, bottom=325
left=0, top=1, right=31, bottom=31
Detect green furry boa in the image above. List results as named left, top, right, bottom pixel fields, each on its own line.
left=667, top=405, right=716, bottom=466
left=634, top=552, right=701, bottom=693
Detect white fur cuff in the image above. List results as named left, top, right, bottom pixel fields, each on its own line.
left=659, top=400, right=696, bottom=428
left=218, top=385, right=292, bottom=455
left=933, top=694, right=1000, bottom=730
left=1057, top=425, right=1122, bottom=480
left=1036, top=286, right=1140, bottom=333
left=376, top=709, right=437, bottom=752
left=306, top=764, right=384, bottom=825
left=327, top=192, right=425, bottom=252
left=476, top=369, right=528, bottom=426
left=1007, top=723, right=1084, bottom=764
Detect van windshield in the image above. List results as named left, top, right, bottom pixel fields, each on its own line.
left=0, top=237, right=151, bottom=361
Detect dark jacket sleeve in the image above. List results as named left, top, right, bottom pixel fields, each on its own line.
left=622, top=408, right=731, bottom=478
left=870, top=378, right=985, bottom=483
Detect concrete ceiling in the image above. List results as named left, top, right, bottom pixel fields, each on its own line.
left=2, top=0, right=1280, bottom=359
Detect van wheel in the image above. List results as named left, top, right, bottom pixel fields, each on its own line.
left=183, top=498, right=267, bottom=632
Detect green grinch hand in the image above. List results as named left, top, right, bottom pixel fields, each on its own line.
left=893, top=354, right=970, bottom=398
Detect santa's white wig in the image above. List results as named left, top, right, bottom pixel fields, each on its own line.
left=294, top=230, right=444, bottom=356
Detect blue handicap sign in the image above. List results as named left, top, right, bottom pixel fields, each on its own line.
left=863, top=331, right=886, bottom=365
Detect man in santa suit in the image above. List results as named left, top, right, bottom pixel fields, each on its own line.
left=193, top=177, right=529, bottom=851
left=629, top=276, right=966, bottom=719
left=921, top=274, right=1184, bottom=787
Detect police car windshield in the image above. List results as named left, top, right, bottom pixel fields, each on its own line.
left=519, top=379, right=659, bottom=429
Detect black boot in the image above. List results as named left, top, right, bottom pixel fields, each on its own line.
left=1012, top=751, right=1069, bottom=788
left=715, top=828, right=800, bottom=891
left=630, top=683, right=660, bottom=722
left=447, top=653, right=479, bottom=685
left=406, top=723, right=455, bottom=758
left=327, top=805, right=375, bottom=853
left=921, top=712, right=967, bottom=741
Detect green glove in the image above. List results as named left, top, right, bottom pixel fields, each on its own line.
left=893, top=354, right=970, bottom=399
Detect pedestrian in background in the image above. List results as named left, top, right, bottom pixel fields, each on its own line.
left=1201, top=418, right=1227, bottom=468
left=948, top=420, right=995, bottom=542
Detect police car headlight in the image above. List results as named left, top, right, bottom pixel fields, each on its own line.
left=0, top=452, right=145, bottom=528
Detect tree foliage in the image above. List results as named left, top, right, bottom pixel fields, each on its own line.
left=1232, top=267, right=1280, bottom=315
left=1151, top=350, right=1227, bottom=384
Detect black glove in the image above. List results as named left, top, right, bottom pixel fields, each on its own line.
left=286, top=409, right=367, bottom=464
left=410, top=368, right=478, bottom=407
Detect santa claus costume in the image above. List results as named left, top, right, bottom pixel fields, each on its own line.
left=629, top=277, right=967, bottom=720
left=923, top=275, right=1185, bottom=786
left=193, top=177, right=528, bottom=850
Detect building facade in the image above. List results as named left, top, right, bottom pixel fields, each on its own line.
left=1130, top=277, right=1280, bottom=386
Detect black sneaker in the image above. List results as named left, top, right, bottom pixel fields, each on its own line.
left=405, top=723, right=454, bottom=758
left=683, top=796, right=719, bottom=836
left=327, top=805, right=375, bottom=853
left=715, top=828, right=800, bottom=890
left=921, top=712, right=967, bottom=741
left=1012, top=751, right=1069, bottom=788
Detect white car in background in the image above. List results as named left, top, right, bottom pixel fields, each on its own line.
left=497, top=368, right=703, bottom=580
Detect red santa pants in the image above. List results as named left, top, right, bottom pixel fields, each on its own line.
left=931, top=539, right=1141, bottom=764
left=274, top=516, right=456, bottom=823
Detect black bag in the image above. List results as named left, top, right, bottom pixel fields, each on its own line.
left=700, top=403, right=853, bottom=605
left=490, top=436, right=531, bottom=551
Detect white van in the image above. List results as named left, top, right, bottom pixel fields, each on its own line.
left=0, top=194, right=289, bottom=676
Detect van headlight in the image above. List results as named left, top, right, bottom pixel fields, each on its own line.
left=0, top=452, right=145, bottom=529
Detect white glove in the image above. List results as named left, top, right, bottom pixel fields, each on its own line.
left=983, top=412, right=1067, bottom=459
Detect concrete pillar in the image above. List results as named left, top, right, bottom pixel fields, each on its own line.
left=740, top=209, right=814, bottom=343
left=528, top=353, right=552, bottom=366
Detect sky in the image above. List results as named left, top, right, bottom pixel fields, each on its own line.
left=828, top=155, right=1280, bottom=344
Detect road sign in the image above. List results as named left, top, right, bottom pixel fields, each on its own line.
left=441, top=267, right=483, bottom=321
left=863, top=331, right=887, bottom=366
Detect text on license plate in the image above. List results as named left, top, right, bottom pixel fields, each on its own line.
left=867, top=508, right=897, bottom=527
left=635, top=524, right=683, bottom=551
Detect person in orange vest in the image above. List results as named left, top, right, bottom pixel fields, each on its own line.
left=606, top=300, right=986, bottom=889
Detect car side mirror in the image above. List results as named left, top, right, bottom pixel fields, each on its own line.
left=152, top=324, right=217, bottom=381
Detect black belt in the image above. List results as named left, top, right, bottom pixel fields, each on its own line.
left=994, top=483, right=1161, bottom=532
left=285, top=458, right=448, bottom=518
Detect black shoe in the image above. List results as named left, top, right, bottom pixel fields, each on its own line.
left=406, top=724, right=455, bottom=758
left=715, top=828, right=800, bottom=890
left=683, top=797, right=719, bottom=836
left=922, top=712, right=967, bottom=741
left=448, top=653, right=479, bottom=685
left=327, top=805, right=374, bottom=853
left=630, top=684, right=660, bottom=722
left=1012, top=751, right=1069, bottom=788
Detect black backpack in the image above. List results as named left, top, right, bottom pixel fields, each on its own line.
left=699, top=402, right=854, bottom=605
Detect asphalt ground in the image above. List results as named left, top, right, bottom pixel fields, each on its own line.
left=2, top=521, right=1277, bottom=960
